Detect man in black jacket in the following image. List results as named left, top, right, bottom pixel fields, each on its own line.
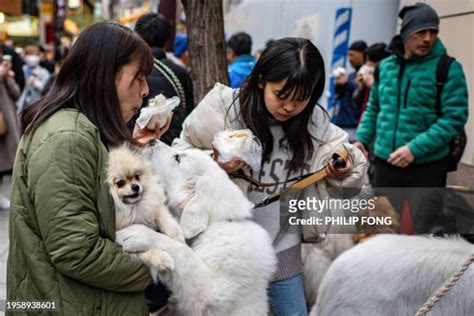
left=132, top=13, right=194, bottom=145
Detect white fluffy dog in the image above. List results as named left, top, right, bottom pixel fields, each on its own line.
left=107, top=145, right=185, bottom=271
left=313, top=235, right=474, bottom=316
left=116, top=141, right=277, bottom=315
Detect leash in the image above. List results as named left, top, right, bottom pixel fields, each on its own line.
left=153, top=58, right=186, bottom=108
left=415, top=252, right=474, bottom=316
left=230, top=170, right=315, bottom=188
left=251, top=147, right=352, bottom=209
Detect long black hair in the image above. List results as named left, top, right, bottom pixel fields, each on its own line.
left=21, top=22, right=154, bottom=147
left=239, top=37, right=326, bottom=172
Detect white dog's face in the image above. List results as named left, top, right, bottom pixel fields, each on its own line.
left=144, top=140, right=253, bottom=239
left=145, top=141, right=226, bottom=238
left=107, top=146, right=153, bottom=205
left=144, top=141, right=214, bottom=208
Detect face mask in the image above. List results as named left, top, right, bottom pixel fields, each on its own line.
left=25, top=55, right=41, bottom=68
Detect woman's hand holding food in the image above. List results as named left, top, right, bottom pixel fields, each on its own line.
left=133, top=113, right=173, bottom=146
left=212, top=148, right=246, bottom=173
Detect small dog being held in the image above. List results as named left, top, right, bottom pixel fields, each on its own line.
left=107, top=144, right=185, bottom=273
left=116, top=141, right=277, bottom=315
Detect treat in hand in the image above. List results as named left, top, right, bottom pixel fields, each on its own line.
left=146, top=94, right=170, bottom=129
left=212, top=129, right=262, bottom=171
left=136, top=94, right=180, bottom=131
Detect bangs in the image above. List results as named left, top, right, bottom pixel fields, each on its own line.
left=132, top=39, right=154, bottom=77
left=276, top=72, right=316, bottom=101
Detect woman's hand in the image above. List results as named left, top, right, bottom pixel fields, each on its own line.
left=354, top=141, right=368, bottom=159
left=362, top=72, right=374, bottom=88
left=133, top=113, right=172, bottom=146
left=326, top=157, right=353, bottom=180
left=212, top=148, right=246, bottom=173
left=27, top=75, right=37, bottom=86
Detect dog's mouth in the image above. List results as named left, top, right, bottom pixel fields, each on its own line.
left=122, top=193, right=141, bottom=204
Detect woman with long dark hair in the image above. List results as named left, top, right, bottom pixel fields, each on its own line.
left=173, top=37, right=367, bottom=314
left=7, top=22, right=169, bottom=315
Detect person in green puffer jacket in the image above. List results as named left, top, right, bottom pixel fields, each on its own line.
left=7, top=23, right=172, bottom=315
left=355, top=3, right=468, bottom=234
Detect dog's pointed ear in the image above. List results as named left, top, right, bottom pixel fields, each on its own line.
left=180, top=197, right=209, bottom=239
left=140, top=147, right=154, bottom=160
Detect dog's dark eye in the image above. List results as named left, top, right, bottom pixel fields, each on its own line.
left=116, top=180, right=126, bottom=188
left=174, top=154, right=181, bottom=163
left=135, top=174, right=140, bottom=181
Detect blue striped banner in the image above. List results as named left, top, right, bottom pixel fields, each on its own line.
left=327, top=7, right=352, bottom=114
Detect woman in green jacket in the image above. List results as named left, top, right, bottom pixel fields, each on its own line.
left=7, top=23, right=170, bottom=315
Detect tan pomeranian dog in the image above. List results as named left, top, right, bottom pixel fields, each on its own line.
left=107, top=144, right=185, bottom=244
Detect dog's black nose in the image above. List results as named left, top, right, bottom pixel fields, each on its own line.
left=131, top=184, right=140, bottom=192
left=149, top=139, right=158, bottom=147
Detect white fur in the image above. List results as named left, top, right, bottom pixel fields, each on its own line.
left=116, top=141, right=277, bottom=315
left=313, top=235, right=474, bottom=316
left=302, top=234, right=354, bottom=309
left=108, top=145, right=185, bottom=276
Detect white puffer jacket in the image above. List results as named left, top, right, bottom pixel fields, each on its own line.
left=173, top=83, right=368, bottom=243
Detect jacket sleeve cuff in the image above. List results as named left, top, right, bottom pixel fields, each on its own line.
left=407, top=141, right=423, bottom=159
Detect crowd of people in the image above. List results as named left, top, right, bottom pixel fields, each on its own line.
left=0, top=39, right=71, bottom=208
left=331, top=40, right=390, bottom=142
left=330, top=3, right=469, bottom=236
left=1, top=2, right=470, bottom=315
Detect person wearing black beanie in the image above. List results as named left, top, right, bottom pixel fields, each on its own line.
left=399, top=2, right=439, bottom=43
left=366, top=43, right=390, bottom=65
left=356, top=2, right=468, bottom=234
left=347, top=40, right=367, bottom=71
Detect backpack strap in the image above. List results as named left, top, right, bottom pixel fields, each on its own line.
left=435, top=54, right=455, bottom=116
left=374, top=64, right=380, bottom=84
left=153, top=58, right=186, bottom=108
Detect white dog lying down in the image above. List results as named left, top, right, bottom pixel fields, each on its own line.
left=116, top=141, right=277, bottom=315
left=313, top=235, right=474, bottom=316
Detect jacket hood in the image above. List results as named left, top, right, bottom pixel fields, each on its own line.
left=229, top=54, right=256, bottom=76
left=309, top=105, right=331, bottom=144
left=151, top=47, right=166, bottom=60
left=387, top=36, right=446, bottom=61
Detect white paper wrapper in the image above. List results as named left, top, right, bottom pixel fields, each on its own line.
left=136, top=94, right=180, bottom=130
left=212, top=129, right=262, bottom=171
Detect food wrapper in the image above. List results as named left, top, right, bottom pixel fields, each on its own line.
left=212, top=129, right=262, bottom=171
left=136, top=94, right=180, bottom=130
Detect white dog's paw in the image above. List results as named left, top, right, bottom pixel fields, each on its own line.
left=116, top=224, right=157, bottom=252
left=140, top=248, right=175, bottom=282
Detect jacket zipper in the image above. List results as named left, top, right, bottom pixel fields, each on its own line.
left=404, top=79, right=411, bottom=108
left=393, top=61, right=406, bottom=151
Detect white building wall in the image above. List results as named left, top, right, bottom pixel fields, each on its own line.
left=224, top=0, right=400, bottom=107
